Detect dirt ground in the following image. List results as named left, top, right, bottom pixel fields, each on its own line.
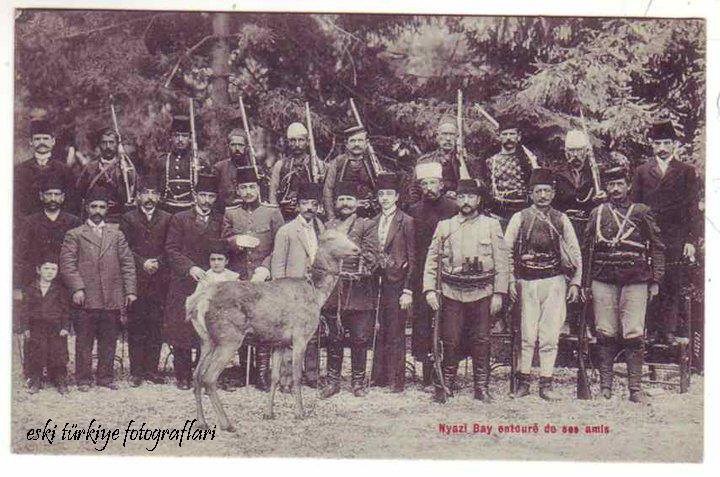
left=10, top=339, right=703, bottom=462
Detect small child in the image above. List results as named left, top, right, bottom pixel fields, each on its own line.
left=20, top=253, right=71, bottom=395
left=194, top=240, right=240, bottom=295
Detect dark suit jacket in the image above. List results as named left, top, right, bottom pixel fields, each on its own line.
left=631, top=158, right=699, bottom=251
left=370, top=210, right=416, bottom=290
left=14, top=157, right=78, bottom=218
left=59, top=222, right=137, bottom=310
left=119, top=208, right=172, bottom=299
left=19, top=280, right=71, bottom=333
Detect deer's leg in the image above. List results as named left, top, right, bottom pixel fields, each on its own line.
left=202, top=342, right=239, bottom=433
left=193, top=343, right=213, bottom=430
left=292, top=342, right=308, bottom=419
left=263, top=349, right=282, bottom=420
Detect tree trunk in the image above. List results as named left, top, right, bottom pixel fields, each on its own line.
left=210, top=13, right=230, bottom=106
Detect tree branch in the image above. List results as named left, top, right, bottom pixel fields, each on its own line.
left=51, top=13, right=161, bottom=42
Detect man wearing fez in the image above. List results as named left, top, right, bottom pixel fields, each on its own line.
left=504, top=168, right=582, bottom=401
left=164, top=173, right=223, bottom=390
left=323, top=126, right=379, bottom=220
left=481, top=118, right=536, bottom=228
left=632, top=119, right=699, bottom=344
left=424, top=179, right=508, bottom=403
left=76, top=127, right=139, bottom=222
left=407, top=162, right=458, bottom=388
left=14, top=118, right=77, bottom=218
left=154, top=115, right=209, bottom=213
left=59, top=186, right=137, bottom=391
left=222, top=167, right=284, bottom=391
left=271, top=181, right=326, bottom=387
left=587, top=163, right=665, bottom=403
left=269, top=122, right=323, bottom=220
left=119, top=174, right=173, bottom=387
left=320, top=181, right=380, bottom=399
left=369, top=173, right=416, bottom=393
left=213, top=128, right=269, bottom=211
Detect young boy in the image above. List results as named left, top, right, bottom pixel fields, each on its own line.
left=20, top=253, right=71, bottom=395
left=194, top=240, right=240, bottom=295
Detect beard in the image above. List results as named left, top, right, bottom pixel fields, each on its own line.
left=141, top=199, right=157, bottom=210
left=336, top=206, right=355, bottom=218
left=460, top=204, right=477, bottom=216
left=44, top=201, right=61, bottom=211
left=88, top=213, right=104, bottom=223
left=100, top=148, right=116, bottom=160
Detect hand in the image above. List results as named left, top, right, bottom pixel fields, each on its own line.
left=235, top=235, right=260, bottom=249
left=399, top=291, right=413, bottom=310
left=649, top=282, right=660, bottom=299
left=509, top=282, right=518, bottom=303
left=566, top=284, right=580, bottom=303
left=580, top=287, right=592, bottom=303
left=59, top=329, right=69, bottom=337
left=490, top=293, right=503, bottom=316
left=683, top=243, right=696, bottom=262
left=426, top=291, right=439, bottom=311
left=143, top=259, right=159, bottom=274
left=125, top=294, right=137, bottom=307
left=13, top=289, right=23, bottom=301
left=189, top=266, right=206, bottom=282
left=72, top=290, right=86, bottom=307
left=22, top=330, right=30, bottom=339
left=250, top=267, right=270, bottom=283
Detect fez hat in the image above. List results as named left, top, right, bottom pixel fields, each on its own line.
left=528, top=168, right=556, bottom=188
left=415, top=162, right=443, bottom=180
left=647, top=120, right=677, bottom=141
left=235, top=167, right=260, bottom=185
left=171, top=115, right=191, bottom=133
left=86, top=186, right=111, bottom=204
left=298, top=182, right=322, bottom=201
left=497, top=116, right=519, bottom=133
left=376, top=173, right=400, bottom=191
left=601, top=157, right=630, bottom=183
left=40, top=174, right=66, bottom=192
left=138, top=173, right=161, bottom=192
left=287, top=122, right=309, bottom=139
left=456, top=179, right=480, bottom=195
left=196, top=173, right=219, bottom=194
left=343, top=125, right=366, bottom=138
left=94, top=126, right=117, bottom=144
left=35, top=250, right=60, bottom=268
left=30, top=118, right=53, bottom=136
left=335, top=181, right=358, bottom=198
left=208, top=239, right=229, bottom=257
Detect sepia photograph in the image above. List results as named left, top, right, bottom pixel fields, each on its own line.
left=5, top=0, right=713, bottom=465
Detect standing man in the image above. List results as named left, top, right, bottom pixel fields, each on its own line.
left=587, top=163, right=665, bottom=402
left=504, top=168, right=582, bottom=401
left=323, top=126, right=379, bottom=220
left=320, top=181, right=380, bottom=398
left=482, top=118, right=536, bottom=228
left=222, top=167, right=284, bottom=391
left=632, top=119, right=699, bottom=344
left=213, top=128, right=268, bottom=211
left=271, top=181, right=325, bottom=387
left=164, top=173, right=223, bottom=390
left=424, top=179, right=509, bottom=403
left=59, top=186, right=137, bottom=391
left=76, top=127, right=139, bottom=222
left=369, top=173, right=416, bottom=393
left=407, top=162, right=458, bottom=388
left=269, top=122, right=322, bottom=220
left=119, top=174, right=172, bottom=387
left=14, top=118, right=77, bottom=218
left=154, top=115, right=209, bottom=213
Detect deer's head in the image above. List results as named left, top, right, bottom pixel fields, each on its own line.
left=318, top=229, right=360, bottom=260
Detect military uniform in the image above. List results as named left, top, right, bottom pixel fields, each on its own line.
left=323, top=153, right=377, bottom=219
left=76, top=157, right=138, bottom=222
left=269, top=154, right=317, bottom=219
left=213, top=157, right=268, bottom=211
left=153, top=149, right=209, bottom=213
left=481, top=149, right=535, bottom=228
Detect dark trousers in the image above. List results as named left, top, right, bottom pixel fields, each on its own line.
left=173, top=347, right=197, bottom=383
left=25, top=321, right=68, bottom=384
left=441, top=296, right=492, bottom=367
left=326, top=310, right=374, bottom=381
left=127, top=296, right=164, bottom=379
left=371, top=280, right=406, bottom=390
left=652, top=247, right=683, bottom=336
left=75, top=309, right=120, bottom=385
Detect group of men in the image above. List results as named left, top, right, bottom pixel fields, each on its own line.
left=13, top=110, right=699, bottom=405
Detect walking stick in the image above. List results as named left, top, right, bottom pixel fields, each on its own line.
left=432, top=236, right=449, bottom=402
left=369, top=274, right=383, bottom=385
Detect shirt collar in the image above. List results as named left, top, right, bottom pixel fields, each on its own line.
left=34, top=153, right=51, bottom=166
left=142, top=206, right=155, bottom=219
left=296, top=214, right=312, bottom=228
left=381, top=206, right=397, bottom=219
left=44, top=209, right=61, bottom=221
left=195, top=206, right=210, bottom=217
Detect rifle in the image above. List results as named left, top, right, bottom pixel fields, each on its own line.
left=305, top=102, right=323, bottom=183
left=109, top=96, right=137, bottom=206
left=455, top=90, right=471, bottom=180
left=576, top=237, right=595, bottom=400
left=578, top=107, right=605, bottom=200
left=238, top=95, right=260, bottom=178
left=369, top=274, right=383, bottom=385
left=474, top=104, right=539, bottom=169
left=349, top=98, right=385, bottom=185
left=188, top=98, right=200, bottom=185
left=431, top=236, right=449, bottom=403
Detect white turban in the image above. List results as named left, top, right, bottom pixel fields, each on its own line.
left=415, top=162, right=443, bottom=180
left=565, top=129, right=590, bottom=149
left=287, top=122, right=308, bottom=139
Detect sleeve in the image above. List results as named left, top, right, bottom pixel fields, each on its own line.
left=17, top=287, right=29, bottom=333
left=323, top=159, right=338, bottom=221
left=60, top=286, right=71, bottom=331
left=59, top=230, right=85, bottom=293
left=270, top=226, right=290, bottom=280
left=403, top=216, right=417, bottom=291
left=642, top=207, right=666, bottom=284
left=581, top=207, right=599, bottom=286
left=13, top=216, right=29, bottom=290
left=561, top=213, right=583, bottom=286
left=165, top=215, right=196, bottom=276
left=360, top=218, right=380, bottom=273
left=119, top=214, right=146, bottom=273
left=116, top=230, right=137, bottom=296
left=268, top=160, right=283, bottom=205
left=422, top=222, right=443, bottom=294
left=261, top=210, right=285, bottom=270
left=685, top=166, right=701, bottom=244
left=491, top=218, right=509, bottom=294
left=630, top=167, right=643, bottom=204
left=503, top=212, right=522, bottom=284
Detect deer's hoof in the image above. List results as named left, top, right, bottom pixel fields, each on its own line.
left=262, top=412, right=275, bottom=420
left=222, top=424, right=237, bottom=433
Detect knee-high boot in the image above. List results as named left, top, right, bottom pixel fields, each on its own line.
left=320, top=345, right=343, bottom=399
left=254, top=344, right=272, bottom=392
left=351, top=345, right=368, bottom=397
left=597, top=335, right=618, bottom=399
left=625, top=337, right=646, bottom=403
left=472, top=339, right=493, bottom=402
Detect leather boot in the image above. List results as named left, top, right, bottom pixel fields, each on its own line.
left=597, top=335, right=617, bottom=399
left=421, top=359, right=433, bottom=388
left=539, top=376, right=561, bottom=401
left=351, top=346, right=368, bottom=397
left=433, top=363, right=457, bottom=403
left=625, top=337, right=647, bottom=404
left=56, top=376, right=69, bottom=395
left=320, top=345, right=343, bottom=399
left=472, top=341, right=493, bottom=403
left=511, top=372, right=531, bottom=398
left=254, top=345, right=271, bottom=392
